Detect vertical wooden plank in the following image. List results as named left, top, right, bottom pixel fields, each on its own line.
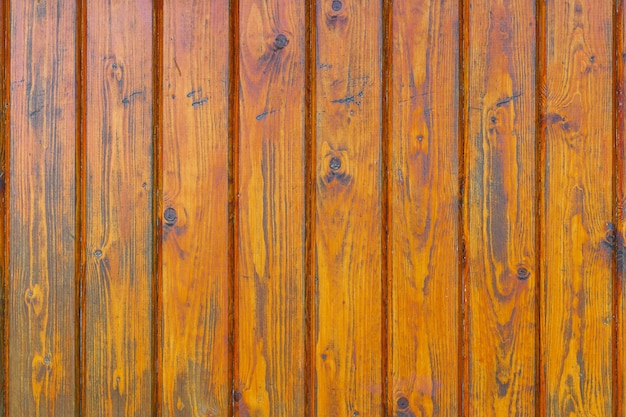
left=0, top=0, right=8, bottom=414
left=84, top=0, right=154, bottom=415
left=160, top=0, right=230, bottom=415
left=8, top=0, right=77, bottom=415
left=543, top=0, right=613, bottom=414
left=465, top=0, right=537, bottom=415
left=235, top=0, right=306, bottom=414
left=10, top=1, right=79, bottom=410
left=390, top=0, right=459, bottom=415
left=616, top=0, right=624, bottom=415
left=314, top=0, right=382, bottom=414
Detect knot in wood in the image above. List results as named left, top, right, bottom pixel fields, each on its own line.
left=164, top=207, right=178, bottom=225
left=397, top=396, right=409, bottom=409
left=274, top=34, right=289, bottom=49
left=329, top=156, right=342, bottom=171
left=517, top=266, right=530, bottom=280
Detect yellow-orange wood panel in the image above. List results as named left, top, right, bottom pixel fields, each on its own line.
left=236, top=0, right=307, bottom=414
left=314, top=0, right=383, bottom=414
left=84, top=0, right=154, bottom=414
left=0, top=1, right=8, bottom=412
left=1, top=1, right=626, bottom=415
left=613, top=1, right=626, bottom=416
left=465, top=0, right=537, bottom=414
left=390, top=0, right=460, bottom=415
left=9, top=1, right=77, bottom=415
left=160, top=0, right=231, bottom=415
left=542, top=0, right=614, bottom=414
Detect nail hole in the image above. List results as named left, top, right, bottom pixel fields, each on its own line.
left=94, top=250, right=103, bottom=258
left=329, top=157, right=342, bottom=171
left=332, top=0, right=342, bottom=11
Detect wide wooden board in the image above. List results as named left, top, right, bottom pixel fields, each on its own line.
left=465, top=0, right=537, bottom=414
left=9, top=1, right=77, bottom=414
left=390, top=0, right=460, bottom=415
left=542, top=0, right=613, bottom=414
left=236, top=0, right=307, bottom=415
left=160, top=1, right=231, bottom=415
left=314, top=0, right=383, bottom=414
left=84, top=0, right=154, bottom=414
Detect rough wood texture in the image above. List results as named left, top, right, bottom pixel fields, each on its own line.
left=465, top=0, right=537, bottom=415
left=390, top=0, right=460, bottom=415
left=9, top=1, right=77, bottom=415
left=0, top=1, right=8, bottom=412
left=84, top=0, right=154, bottom=414
left=542, top=0, right=613, bottom=414
left=160, top=1, right=230, bottom=415
left=2, top=1, right=626, bottom=414
left=236, top=0, right=306, bottom=415
left=613, top=0, right=626, bottom=416
left=314, top=0, right=383, bottom=414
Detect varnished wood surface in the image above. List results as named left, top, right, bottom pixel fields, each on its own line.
left=314, top=0, right=383, bottom=415
left=84, top=0, right=154, bottom=414
left=390, top=0, right=459, bottom=415
left=465, top=0, right=537, bottom=414
left=9, top=1, right=77, bottom=415
left=1, top=0, right=625, bottom=415
left=0, top=0, right=8, bottom=413
left=543, top=0, right=614, bottom=415
left=236, top=0, right=307, bottom=415
left=160, top=0, right=231, bottom=415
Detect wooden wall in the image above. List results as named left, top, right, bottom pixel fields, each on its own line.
left=0, top=0, right=624, bottom=415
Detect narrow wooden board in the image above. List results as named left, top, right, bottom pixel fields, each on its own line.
left=543, top=0, right=613, bottom=414
left=314, top=0, right=382, bottom=414
left=160, top=0, right=230, bottom=415
left=465, top=0, right=537, bottom=414
left=0, top=0, right=8, bottom=412
left=84, top=0, right=154, bottom=414
left=390, top=0, right=460, bottom=415
left=9, top=0, right=77, bottom=414
left=613, top=0, right=626, bottom=416
left=235, top=0, right=306, bottom=414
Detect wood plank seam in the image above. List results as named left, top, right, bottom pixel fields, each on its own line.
left=305, top=0, right=317, bottom=415
left=76, top=0, right=87, bottom=414
left=536, top=0, right=546, bottom=414
left=229, top=0, right=240, bottom=412
left=152, top=0, right=164, bottom=415
left=459, top=0, right=469, bottom=413
left=381, top=0, right=392, bottom=414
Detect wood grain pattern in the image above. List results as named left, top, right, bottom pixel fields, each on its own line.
left=9, top=1, right=77, bottom=414
left=84, top=0, right=154, bottom=414
left=465, top=0, right=537, bottom=415
left=390, top=0, right=460, bottom=415
left=0, top=0, right=8, bottom=412
left=236, top=0, right=306, bottom=415
left=618, top=1, right=625, bottom=415
left=2, top=2, right=626, bottom=414
left=542, top=0, right=613, bottom=414
left=314, top=0, right=382, bottom=414
left=160, top=0, right=230, bottom=415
